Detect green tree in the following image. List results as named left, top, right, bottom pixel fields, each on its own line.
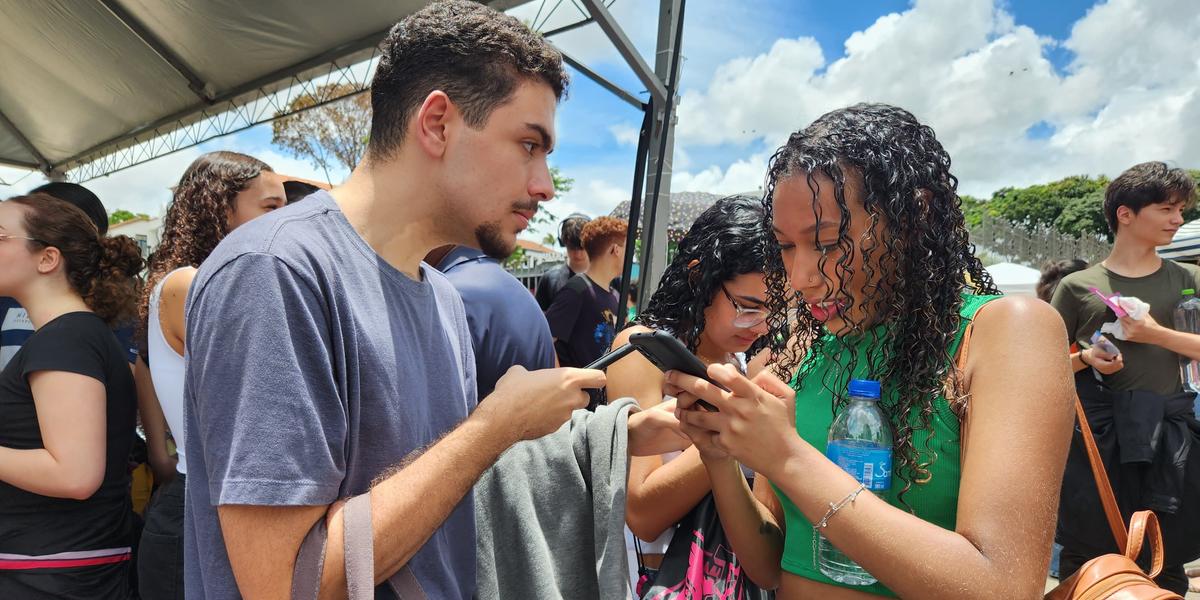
left=1053, top=190, right=1108, bottom=239
left=109, top=209, right=149, bottom=226
left=988, top=175, right=1108, bottom=230
left=503, top=245, right=527, bottom=271
left=960, top=194, right=988, bottom=228
left=272, top=83, right=371, bottom=184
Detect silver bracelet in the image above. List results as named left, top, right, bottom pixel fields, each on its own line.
left=816, top=483, right=867, bottom=529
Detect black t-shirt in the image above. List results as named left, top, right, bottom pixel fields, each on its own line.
left=544, top=274, right=620, bottom=368
left=534, top=264, right=577, bottom=311
left=0, top=312, right=136, bottom=596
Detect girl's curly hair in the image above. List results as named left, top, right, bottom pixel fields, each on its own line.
left=635, top=195, right=768, bottom=353
left=139, top=151, right=272, bottom=336
left=759, top=103, right=1001, bottom=504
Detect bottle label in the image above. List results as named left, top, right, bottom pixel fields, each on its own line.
left=827, top=440, right=892, bottom=491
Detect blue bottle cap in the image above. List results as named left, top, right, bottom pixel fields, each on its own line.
left=848, top=379, right=881, bottom=399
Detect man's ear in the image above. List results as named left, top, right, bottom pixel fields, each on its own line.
left=412, top=91, right=456, bottom=159
left=1116, top=204, right=1136, bottom=226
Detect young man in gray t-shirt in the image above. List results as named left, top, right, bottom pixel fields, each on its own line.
left=182, top=3, right=605, bottom=598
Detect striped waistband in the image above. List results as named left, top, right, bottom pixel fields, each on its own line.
left=0, top=547, right=131, bottom=570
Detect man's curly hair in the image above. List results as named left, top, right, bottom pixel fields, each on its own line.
left=580, top=216, right=627, bottom=259
left=759, top=103, right=1001, bottom=505
left=369, top=0, right=569, bottom=160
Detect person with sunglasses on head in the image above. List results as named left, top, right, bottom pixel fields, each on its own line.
left=0, top=193, right=145, bottom=599
left=605, top=196, right=772, bottom=598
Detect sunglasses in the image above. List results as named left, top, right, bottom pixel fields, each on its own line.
left=720, top=284, right=768, bottom=328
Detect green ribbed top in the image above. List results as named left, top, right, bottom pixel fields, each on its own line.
left=773, top=293, right=1000, bottom=597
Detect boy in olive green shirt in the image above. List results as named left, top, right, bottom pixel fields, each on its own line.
left=1052, top=162, right=1200, bottom=394
left=1050, top=161, right=1200, bottom=595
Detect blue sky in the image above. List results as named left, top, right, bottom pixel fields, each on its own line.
left=2, top=0, right=1196, bottom=245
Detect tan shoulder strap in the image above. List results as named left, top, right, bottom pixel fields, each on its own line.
left=1072, top=395, right=1129, bottom=550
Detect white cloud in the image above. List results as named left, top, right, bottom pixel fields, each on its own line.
left=669, top=0, right=1200, bottom=198
left=609, top=123, right=639, bottom=146
left=672, top=151, right=770, bottom=196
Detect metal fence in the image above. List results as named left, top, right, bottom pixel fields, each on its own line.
left=969, top=214, right=1111, bottom=267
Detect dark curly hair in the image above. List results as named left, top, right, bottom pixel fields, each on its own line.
left=139, top=151, right=272, bottom=335
left=368, top=0, right=569, bottom=161
left=760, top=103, right=1001, bottom=504
left=7, top=194, right=144, bottom=325
left=635, top=196, right=768, bottom=353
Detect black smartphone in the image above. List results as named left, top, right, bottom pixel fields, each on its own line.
left=584, top=343, right=637, bottom=371
left=628, top=330, right=724, bottom=411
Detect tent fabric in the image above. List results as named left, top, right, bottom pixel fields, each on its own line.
left=1158, top=219, right=1200, bottom=261
left=986, top=262, right=1041, bottom=297
left=0, top=0, right=528, bottom=174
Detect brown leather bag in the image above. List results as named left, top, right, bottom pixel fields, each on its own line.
left=1042, top=395, right=1183, bottom=600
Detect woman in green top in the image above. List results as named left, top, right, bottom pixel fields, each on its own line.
left=668, top=104, right=1076, bottom=599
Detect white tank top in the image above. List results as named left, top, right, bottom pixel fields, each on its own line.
left=148, top=268, right=191, bottom=475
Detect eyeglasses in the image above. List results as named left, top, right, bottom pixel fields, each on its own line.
left=720, top=284, right=768, bottom=328
left=0, top=232, right=47, bottom=245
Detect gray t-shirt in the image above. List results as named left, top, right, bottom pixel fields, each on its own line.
left=182, top=191, right=478, bottom=599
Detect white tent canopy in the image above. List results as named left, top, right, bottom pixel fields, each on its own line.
left=986, top=262, right=1041, bottom=297
left=1158, top=219, right=1200, bottom=261
left=0, top=0, right=543, bottom=179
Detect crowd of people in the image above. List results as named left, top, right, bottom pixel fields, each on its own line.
left=0, top=1, right=1197, bottom=599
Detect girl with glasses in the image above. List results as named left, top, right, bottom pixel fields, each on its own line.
left=605, top=195, right=773, bottom=598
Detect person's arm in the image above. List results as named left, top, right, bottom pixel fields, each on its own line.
left=221, top=366, right=602, bottom=600
left=676, top=390, right=785, bottom=589
left=1119, top=311, right=1200, bottom=360
left=191, top=254, right=603, bottom=600
left=0, top=371, right=107, bottom=499
left=607, top=327, right=712, bottom=540
left=674, top=296, right=1075, bottom=600
left=160, top=267, right=196, bottom=356
left=134, top=356, right=176, bottom=483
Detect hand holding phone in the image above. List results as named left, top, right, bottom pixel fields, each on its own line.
left=629, top=331, right=723, bottom=411
left=583, top=330, right=724, bottom=411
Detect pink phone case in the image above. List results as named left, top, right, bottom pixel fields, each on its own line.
left=1087, top=286, right=1128, bottom=318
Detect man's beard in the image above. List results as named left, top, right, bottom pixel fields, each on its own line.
left=474, top=221, right=514, bottom=259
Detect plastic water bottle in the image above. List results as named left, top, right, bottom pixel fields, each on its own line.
left=819, top=379, right=892, bottom=586
left=1174, top=289, right=1200, bottom=393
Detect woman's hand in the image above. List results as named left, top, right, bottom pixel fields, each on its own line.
left=627, top=399, right=692, bottom=456
left=668, top=363, right=804, bottom=478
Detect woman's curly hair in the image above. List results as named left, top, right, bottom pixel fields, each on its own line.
left=759, top=103, right=1001, bottom=504
left=635, top=195, right=768, bottom=353
left=139, top=151, right=272, bottom=335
